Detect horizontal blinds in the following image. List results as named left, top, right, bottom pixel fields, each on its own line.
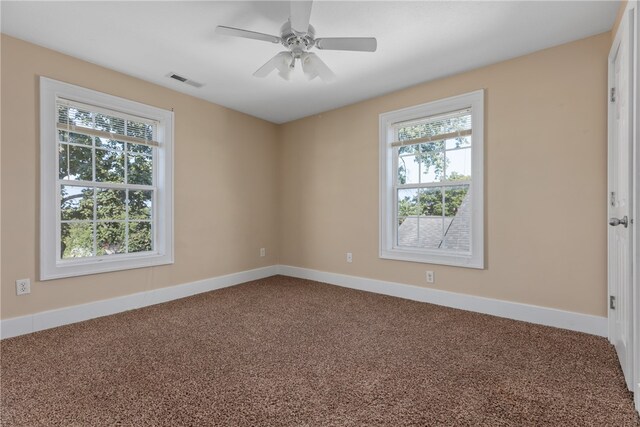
left=56, top=123, right=159, bottom=147
left=56, top=98, right=159, bottom=147
left=391, top=107, right=472, bottom=148
left=391, top=129, right=471, bottom=147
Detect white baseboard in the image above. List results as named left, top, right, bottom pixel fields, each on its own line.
left=1, top=264, right=608, bottom=340
left=0, top=265, right=278, bottom=340
left=278, top=265, right=608, bottom=337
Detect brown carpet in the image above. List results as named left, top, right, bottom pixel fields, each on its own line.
left=1, top=275, right=638, bottom=426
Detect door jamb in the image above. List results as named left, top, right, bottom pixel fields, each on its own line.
left=631, top=0, right=640, bottom=413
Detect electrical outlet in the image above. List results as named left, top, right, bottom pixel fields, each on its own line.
left=260, top=248, right=266, bottom=257
left=426, top=271, right=435, bottom=283
left=346, top=252, right=353, bottom=263
left=16, top=279, right=31, bottom=295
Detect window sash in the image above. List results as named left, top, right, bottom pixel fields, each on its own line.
left=392, top=187, right=472, bottom=254
left=56, top=182, right=156, bottom=261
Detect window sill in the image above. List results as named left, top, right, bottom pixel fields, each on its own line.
left=379, top=248, right=483, bottom=269
left=41, top=253, right=174, bottom=281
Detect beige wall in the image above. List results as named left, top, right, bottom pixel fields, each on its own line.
left=1, top=35, right=279, bottom=319
left=278, top=32, right=611, bottom=317
left=1, top=30, right=612, bottom=321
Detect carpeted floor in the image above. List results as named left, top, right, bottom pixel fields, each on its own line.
left=1, top=275, right=639, bottom=426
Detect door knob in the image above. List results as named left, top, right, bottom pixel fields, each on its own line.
left=609, top=216, right=629, bottom=228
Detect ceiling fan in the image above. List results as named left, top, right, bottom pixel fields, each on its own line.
left=215, top=1, right=377, bottom=82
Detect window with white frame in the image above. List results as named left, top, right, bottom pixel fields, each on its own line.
left=379, top=90, right=484, bottom=268
left=40, top=77, right=173, bottom=280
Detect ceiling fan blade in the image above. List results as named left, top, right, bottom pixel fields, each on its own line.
left=253, top=52, right=294, bottom=79
left=301, top=53, right=335, bottom=82
left=315, top=37, right=377, bottom=52
left=216, top=26, right=280, bottom=44
left=290, top=1, right=313, bottom=34
left=253, top=54, right=280, bottom=78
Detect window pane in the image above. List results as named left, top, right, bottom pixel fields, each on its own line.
left=445, top=136, right=471, bottom=150
left=420, top=140, right=444, bottom=153
left=96, top=189, right=126, bottom=220
left=61, top=186, right=93, bottom=221
left=95, top=149, right=125, bottom=183
left=58, top=105, right=69, bottom=125
left=398, top=188, right=445, bottom=248
left=398, top=144, right=417, bottom=155
left=96, top=222, right=126, bottom=255
left=128, top=154, right=152, bottom=185
left=397, top=155, right=419, bottom=184
left=445, top=148, right=471, bottom=181
left=397, top=216, right=418, bottom=247
left=419, top=144, right=444, bottom=183
left=418, top=188, right=444, bottom=248
left=127, top=120, right=153, bottom=140
left=418, top=217, right=443, bottom=249
left=442, top=185, right=471, bottom=252
left=59, top=144, right=68, bottom=179
left=68, top=145, right=93, bottom=181
left=68, top=132, right=92, bottom=146
left=61, top=222, right=94, bottom=259
left=419, top=187, right=443, bottom=216
left=68, top=107, right=93, bottom=129
left=95, top=137, right=124, bottom=151
left=128, top=142, right=153, bottom=156
left=95, top=113, right=125, bottom=135
left=129, top=190, right=152, bottom=220
left=129, top=221, right=152, bottom=253
left=397, top=189, right=419, bottom=216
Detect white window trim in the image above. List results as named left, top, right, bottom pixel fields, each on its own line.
left=379, top=90, right=484, bottom=269
left=40, top=77, right=174, bottom=280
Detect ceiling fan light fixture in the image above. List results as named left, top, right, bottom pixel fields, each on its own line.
left=301, top=53, right=335, bottom=82
left=301, top=53, right=319, bottom=81
left=275, top=52, right=295, bottom=80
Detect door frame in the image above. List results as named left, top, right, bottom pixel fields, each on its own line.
left=630, top=0, right=640, bottom=413
left=609, top=0, right=639, bottom=413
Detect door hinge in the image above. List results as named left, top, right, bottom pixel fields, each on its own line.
left=611, top=87, right=616, bottom=102
left=610, top=295, right=616, bottom=310
left=611, top=191, right=616, bottom=207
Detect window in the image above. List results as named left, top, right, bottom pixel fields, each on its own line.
left=40, top=77, right=173, bottom=280
left=379, top=90, right=484, bottom=268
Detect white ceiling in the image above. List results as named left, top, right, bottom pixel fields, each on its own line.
left=1, top=1, right=619, bottom=124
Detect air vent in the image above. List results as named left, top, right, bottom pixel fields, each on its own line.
left=166, top=72, right=204, bottom=88
left=169, top=73, right=187, bottom=82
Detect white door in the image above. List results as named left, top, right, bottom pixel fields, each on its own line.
left=608, top=11, right=634, bottom=392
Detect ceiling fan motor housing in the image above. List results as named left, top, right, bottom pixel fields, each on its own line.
left=281, top=21, right=315, bottom=58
